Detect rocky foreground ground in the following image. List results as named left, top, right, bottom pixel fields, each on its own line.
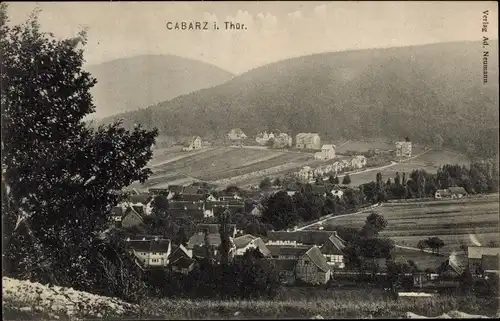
left=2, top=277, right=497, bottom=320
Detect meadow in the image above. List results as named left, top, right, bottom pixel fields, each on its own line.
left=321, top=196, right=499, bottom=256
left=136, top=289, right=498, bottom=319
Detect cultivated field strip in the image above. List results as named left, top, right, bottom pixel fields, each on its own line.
left=323, top=198, right=499, bottom=254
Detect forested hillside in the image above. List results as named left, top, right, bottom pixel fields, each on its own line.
left=102, top=41, right=499, bottom=158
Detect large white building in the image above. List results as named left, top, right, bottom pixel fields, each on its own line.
left=296, top=133, right=321, bottom=149
left=395, top=141, right=412, bottom=158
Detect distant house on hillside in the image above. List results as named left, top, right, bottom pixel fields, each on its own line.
left=228, top=128, right=247, bottom=141
left=395, top=141, right=412, bottom=158
left=182, top=136, right=202, bottom=151
left=350, top=155, right=367, bottom=169
left=314, top=144, right=336, bottom=160
left=296, top=133, right=321, bottom=149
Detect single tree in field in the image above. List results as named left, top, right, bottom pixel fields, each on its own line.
left=1, top=5, right=158, bottom=290
left=417, top=240, right=427, bottom=252
left=342, top=174, right=351, bottom=185
left=425, top=237, right=445, bottom=254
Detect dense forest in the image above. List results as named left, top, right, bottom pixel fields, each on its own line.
left=100, top=41, right=499, bottom=159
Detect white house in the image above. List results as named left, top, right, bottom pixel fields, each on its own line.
left=182, top=136, right=202, bottom=151
left=350, top=155, right=367, bottom=169
left=314, top=144, right=336, bottom=160
left=127, top=239, right=172, bottom=268
left=330, top=188, right=344, bottom=199
left=395, top=141, right=412, bottom=158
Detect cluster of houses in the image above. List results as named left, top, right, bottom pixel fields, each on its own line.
left=255, top=131, right=293, bottom=148
left=109, top=186, right=248, bottom=229
left=123, top=218, right=500, bottom=286
left=297, top=155, right=367, bottom=181
left=124, top=225, right=348, bottom=285
left=295, top=133, right=321, bottom=149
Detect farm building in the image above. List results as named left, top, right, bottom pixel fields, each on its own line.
left=435, top=187, right=468, bottom=199
left=169, top=201, right=205, bottom=219
left=395, top=141, right=412, bottom=158
left=168, top=244, right=195, bottom=275
left=228, top=128, right=247, bottom=141
left=468, top=246, right=500, bottom=275
left=182, top=136, right=202, bottom=151
left=314, top=144, right=336, bottom=160
left=295, top=133, right=321, bottom=149
left=266, top=230, right=344, bottom=247
left=126, top=238, right=172, bottom=268
left=233, top=234, right=271, bottom=257
left=295, top=246, right=332, bottom=285
left=319, top=231, right=347, bottom=269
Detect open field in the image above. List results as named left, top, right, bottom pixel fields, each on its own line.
left=142, top=146, right=345, bottom=189
left=133, top=142, right=473, bottom=191
left=319, top=196, right=499, bottom=255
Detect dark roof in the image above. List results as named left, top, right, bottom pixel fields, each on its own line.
left=437, top=259, right=463, bottom=275
left=320, top=234, right=346, bottom=255
left=234, top=234, right=258, bottom=248
left=196, top=224, right=236, bottom=235
left=132, top=205, right=145, bottom=216
left=183, top=186, right=201, bottom=195
left=303, top=246, right=330, bottom=273
left=111, top=206, right=124, bottom=217
left=127, top=239, right=171, bottom=253
left=180, top=194, right=206, bottom=202
left=272, top=259, right=297, bottom=272
left=170, top=256, right=195, bottom=269
left=131, top=234, right=163, bottom=241
left=311, top=185, right=326, bottom=195
left=449, top=187, right=468, bottom=195
left=267, top=231, right=339, bottom=246
left=169, top=244, right=192, bottom=262
left=170, top=209, right=204, bottom=220
left=169, top=201, right=204, bottom=210
left=128, top=193, right=153, bottom=205
left=149, top=188, right=171, bottom=195
left=268, top=245, right=310, bottom=258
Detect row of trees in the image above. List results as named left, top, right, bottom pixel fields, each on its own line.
left=361, top=161, right=499, bottom=203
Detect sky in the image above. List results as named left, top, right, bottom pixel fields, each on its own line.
left=5, top=1, right=499, bottom=74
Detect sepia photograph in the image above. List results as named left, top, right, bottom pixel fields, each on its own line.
left=1, top=1, right=499, bottom=319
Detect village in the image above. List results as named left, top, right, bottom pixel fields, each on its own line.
left=107, top=129, right=499, bottom=293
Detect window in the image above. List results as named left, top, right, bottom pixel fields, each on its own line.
left=304, top=260, right=310, bottom=265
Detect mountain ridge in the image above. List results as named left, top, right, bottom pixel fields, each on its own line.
left=86, top=54, right=234, bottom=119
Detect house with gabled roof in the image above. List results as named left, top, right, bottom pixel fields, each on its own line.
left=314, top=144, right=336, bottom=160
left=228, top=128, right=247, bottom=141
left=320, top=231, right=346, bottom=269
left=267, top=245, right=310, bottom=260
left=182, top=136, right=202, bottom=151
left=468, top=246, right=500, bottom=275
left=233, top=234, right=271, bottom=257
left=266, top=230, right=339, bottom=246
left=196, top=223, right=237, bottom=238
left=295, top=246, right=332, bottom=284
left=168, top=244, right=196, bottom=275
